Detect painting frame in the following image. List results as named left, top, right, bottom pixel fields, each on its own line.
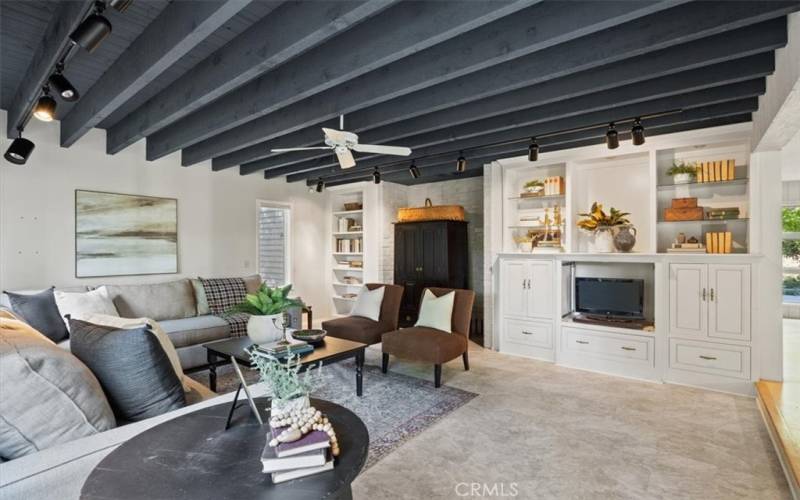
left=74, top=189, right=179, bottom=278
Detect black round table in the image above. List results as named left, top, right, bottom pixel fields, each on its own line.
left=80, top=398, right=369, bottom=500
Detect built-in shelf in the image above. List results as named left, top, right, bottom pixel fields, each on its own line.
left=333, top=266, right=363, bottom=272
left=333, top=209, right=363, bottom=216
left=333, top=231, right=363, bottom=236
left=508, top=194, right=566, bottom=202
left=657, top=218, right=749, bottom=224
left=656, top=178, right=748, bottom=190
left=332, top=252, right=363, bottom=255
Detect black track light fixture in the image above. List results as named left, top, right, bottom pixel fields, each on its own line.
left=456, top=151, right=467, bottom=173
left=528, top=138, right=539, bottom=162
left=631, top=118, right=645, bottom=146
left=108, top=0, right=134, bottom=12
left=372, top=168, right=381, bottom=184
left=4, top=130, right=35, bottom=165
left=33, top=87, right=57, bottom=122
left=315, top=179, right=324, bottom=193
left=48, top=64, right=79, bottom=102
left=409, top=161, right=421, bottom=179
left=70, top=2, right=112, bottom=53
left=605, top=123, right=619, bottom=150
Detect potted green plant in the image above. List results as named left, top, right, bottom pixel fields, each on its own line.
left=230, top=284, right=305, bottom=345
left=576, top=202, right=631, bottom=252
left=667, top=161, right=697, bottom=184
left=247, top=349, right=325, bottom=413
left=523, top=179, right=544, bottom=195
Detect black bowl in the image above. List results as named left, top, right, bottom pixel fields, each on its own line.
left=291, top=329, right=327, bottom=344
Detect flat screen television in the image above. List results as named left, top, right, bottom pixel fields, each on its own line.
left=574, top=277, right=644, bottom=319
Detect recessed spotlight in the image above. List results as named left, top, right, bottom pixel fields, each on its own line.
left=315, top=180, right=324, bottom=193
left=605, top=123, right=619, bottom=150
left=70, top=11, right=112, bottom=53
left=631, top=118, right=645, bottom=146
left=4, top=131, right=35, bottom=165
left=528, top=138, right=539, bottom=162
left=48, top=71, right=79, bottom=102
left=409, top=161, right=420, bottom=179
left=33, top=89, right=57, bottom=122
left=456, top=152, right=467, bottom=173
left=372, top=168, right=381, bottom=184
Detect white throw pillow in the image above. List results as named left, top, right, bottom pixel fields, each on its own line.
left=54, top=287, right=119, bottom=330
left=415, top=290, right=455, bottom=333
left=349, top=286, right=385, bottom=322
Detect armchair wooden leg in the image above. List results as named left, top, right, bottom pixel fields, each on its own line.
left=382, top=353, right=389, bottom=374
left=434, top=364, right=442, bottom=388
left=462, top=351, right=470, bottom=371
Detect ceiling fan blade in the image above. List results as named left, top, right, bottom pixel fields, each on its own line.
left=335, top=148, right=356, bottom=169
left=271, top=147, right=332, bottom=152
left=350, top=143, right=412, bottom=156
left=322, top=127, right=352, bottom=143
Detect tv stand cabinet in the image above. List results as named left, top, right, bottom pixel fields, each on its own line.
left=570, top=313, right=654, bottom=331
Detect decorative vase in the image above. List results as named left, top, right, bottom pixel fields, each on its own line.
left=247, top=313, right=285, bottom=345
left=271, top=394, right=311, bottom=414
left=673, top=173, right=693, bottom=184
left=613, top=225, right=637, bottom=252
left=591, top=227, right=616, bottom=253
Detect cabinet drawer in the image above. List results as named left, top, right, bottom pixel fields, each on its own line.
left=669, top=338, right=750, bottom=379
left=562, top=327, right=653, bottom=364
left=504, top=318, right=553, bottom=349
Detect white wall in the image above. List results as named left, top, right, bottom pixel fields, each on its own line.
left=0, top=110, right=331, bottom=318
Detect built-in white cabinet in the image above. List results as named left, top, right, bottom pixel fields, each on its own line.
left=669, top=263, right=750, bottom=341
left=501, top=260, right=553, bottom=319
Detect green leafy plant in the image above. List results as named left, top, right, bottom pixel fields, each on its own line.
left=229, top=283, right=304, bottom=316
left=784, top=207, right=800, bottom=263
left=247, top=349, right=325, bottom=401
left=576, top=202, right=630, bottom=231
left=666, top=161, right=697, bottom=177
left=524, top=179, right=544, bottom=189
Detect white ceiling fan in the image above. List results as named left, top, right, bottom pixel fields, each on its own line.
left=271, top=116, right=411, bottom=169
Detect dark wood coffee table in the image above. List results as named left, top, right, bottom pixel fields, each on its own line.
left=203, top=336, right=367, bottom=396
left=80, top=398, right=368, bottom=500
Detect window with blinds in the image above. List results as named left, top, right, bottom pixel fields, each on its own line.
left=258, top=202, right=290, bottom=287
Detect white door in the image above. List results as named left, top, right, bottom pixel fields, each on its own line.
left=708, top=264, right=751, bottom=341
left=669, top=263, right=708, bottom=338
left=526, top=261, right=553, bottom=319
left=502, top=260, right=528, bottom=318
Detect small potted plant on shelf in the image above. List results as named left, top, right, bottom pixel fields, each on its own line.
left=522, top=179, right=544, bottom=196
left=667, top=161, right=697, bottom=184
left=247, top=348, right=325, bottom=413
left=230, top=284, right=305, bottom=345
left=576, top=202, right=631, bottom=253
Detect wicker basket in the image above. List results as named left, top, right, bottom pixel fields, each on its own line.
left=397, top=198, right=465, bottom=222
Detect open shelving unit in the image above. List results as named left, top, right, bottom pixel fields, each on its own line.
left=329, top=191, right=366, bottom=315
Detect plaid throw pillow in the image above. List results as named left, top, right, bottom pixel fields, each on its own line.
left=200, top=278, right=247, bottom=315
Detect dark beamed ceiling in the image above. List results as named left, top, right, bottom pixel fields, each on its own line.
left=1, top=0, right=798, bottom=186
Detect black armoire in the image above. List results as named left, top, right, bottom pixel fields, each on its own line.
left=394, top=220, right=468, bottom=326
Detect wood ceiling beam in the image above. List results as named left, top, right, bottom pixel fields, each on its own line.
left=5, top=0, right=94, bottom=138
left=297, top=85, right=763, bottom=184
left=104, top=0, right=394, bottom=154
left=179, top=0, right=681, bottom=166
left=144, top=0, right=542, bottom=161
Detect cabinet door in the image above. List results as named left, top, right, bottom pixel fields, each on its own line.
left=669, top=264, right=707, bottom=338
left=526, top=261, right=553, bottom=319
left=708, top=264, right=751, bottom=341
left=394, top=225, right=421, bottom=317
left=502, top=260, right=528, bottom=318
left=420, top=223, right=448, bottom=285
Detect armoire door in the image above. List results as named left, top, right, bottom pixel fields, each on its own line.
left=708, top=264, right=751, bottom=341
left=419, top=222, right=448, bottom=286
left=526, top=261, right=553, bottom=319
left=501, top=260, right=528, bottom=318
left=669, top=263, right=708, bottom=338
left=394, top=224, right=421, bottom=315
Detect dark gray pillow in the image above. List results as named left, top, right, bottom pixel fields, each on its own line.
left=68, top=318, right=185, bottom=422
left=4, top=288, right=69, bottom=342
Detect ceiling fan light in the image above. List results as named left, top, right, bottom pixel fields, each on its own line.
left=70, top=13, right=112, bottom=53
left=315, top=180, right=324, bottom=193
left=528, top=138, right=539, bottom=162
left=605, top=123, right=619, bottom=150
left=372, top=168, right=381, bottom=184
left=409, top=162, right=420, bottom=179
left=456, top=152, right=467, bottom=173
left=631, top=118, right=645, bottom=146
left=33, top=93, right=57, bottom=122
left=4, top=134, right=35, bottom=165
left=48, top=72, right=79, bottom=101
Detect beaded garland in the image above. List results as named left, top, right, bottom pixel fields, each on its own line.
left=269, top=405, right=340, bottom=457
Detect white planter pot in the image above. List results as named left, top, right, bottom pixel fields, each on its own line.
left=673, top=173, right=693, bottom=184
left=271, top=394, right=310, bottom=414
left=247, top=314, right=285, bottom=345
left=590, top=228, right=616, bottom=253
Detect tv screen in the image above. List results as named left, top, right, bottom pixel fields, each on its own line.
left=575, top=277, right=644, bottom=319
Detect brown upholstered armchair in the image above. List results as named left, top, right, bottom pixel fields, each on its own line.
left=381, top=287, right=475, bottom=388
left=322, top=283, right=403, bottom=345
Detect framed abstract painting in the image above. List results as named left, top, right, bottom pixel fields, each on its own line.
left=75, top=190, right=178, bottom=278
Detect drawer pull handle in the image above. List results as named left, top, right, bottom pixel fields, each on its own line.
left=620, top=346, right=636, bottom=351
left=521, top=330, right=533, bottom=335
left=575, top=340, right=589, bottom=345
left=710, top=288, right=715, bottom=301
left=701, top=288, right=706, bottom=301
left=699, top=355, right=717, bottom=361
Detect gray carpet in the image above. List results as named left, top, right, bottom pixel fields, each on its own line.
left=188, top=360, right=477, bottom=469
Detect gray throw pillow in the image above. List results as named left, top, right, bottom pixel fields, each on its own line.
left=69, top=318, right=186, bottom=422
left=4, top=288, right=69, bottom=342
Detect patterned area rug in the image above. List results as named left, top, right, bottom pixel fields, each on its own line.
left=188, top=361, right=477, bottom=469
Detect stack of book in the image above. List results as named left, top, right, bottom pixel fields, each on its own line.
left=261, top=426, right=334, bottom=483
left=667, top=242, right=706, bottom=254
left=695, top=159, right=736, bottom=182
left=253, top=338, right=313, bottom=358
left=706, top=207, right=740, bottom=220
left=705, top=231, right=733, bottom=254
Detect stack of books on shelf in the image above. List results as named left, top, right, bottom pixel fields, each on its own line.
left=706, top=207, right=740, bottom=220
left=667, top=242, right=706, bottom=253
left=253, top=338, right=313, bottom=358
left=695, top=159, right=736, bottom=182
left=261, top=427, right=334, bottom=483
left=705, top=231, right=733, bottom=254
left=543, top=176, right=564, bottom=196
left=335, top=238, right=362, bottom=253
left=336, top=217, right=355, bottom=232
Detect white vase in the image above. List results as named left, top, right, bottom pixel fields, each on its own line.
left=247, top=314, right=285, bottom=345
left=673, top=173, right=693, bottom=184
left=591, top=228, right=616, bottom=253
left=271, top=394, right=310, bottom=414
